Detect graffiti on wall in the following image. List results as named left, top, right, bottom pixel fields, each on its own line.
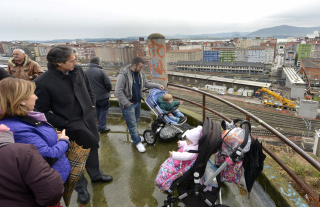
left=148, top=39, right=167, bottom=81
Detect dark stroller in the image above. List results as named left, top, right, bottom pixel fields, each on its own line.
left=161, top=117, right=252, bottom=207
left=142, top=88, right=186, bottom=145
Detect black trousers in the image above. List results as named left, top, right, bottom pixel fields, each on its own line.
left=75, top=147, right=102, bottom=193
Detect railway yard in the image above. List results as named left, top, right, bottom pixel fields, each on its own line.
left=167, top=84, right=320, bottom=151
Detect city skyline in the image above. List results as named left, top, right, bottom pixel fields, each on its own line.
left=1, top=0, right=320, bottom=41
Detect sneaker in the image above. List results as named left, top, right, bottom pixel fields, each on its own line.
left=136, top=143, right=146, bottom=153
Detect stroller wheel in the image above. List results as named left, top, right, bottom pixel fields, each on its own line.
left=143, top=130, right=157, bottom=145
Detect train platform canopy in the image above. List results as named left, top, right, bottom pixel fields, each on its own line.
left=169, top=71, right=271, bottom=88
left=283, top=67, right=305, bottom=85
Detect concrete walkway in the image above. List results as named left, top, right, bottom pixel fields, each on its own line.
left=59, top=109, right=277, bottom=207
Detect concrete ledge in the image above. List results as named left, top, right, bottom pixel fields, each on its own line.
left=257, top=162, right=309, bottom=207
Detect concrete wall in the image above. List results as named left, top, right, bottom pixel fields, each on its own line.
left=298, top=99, right=319, bottom=118
left=290, top=85, right=306, bottom=99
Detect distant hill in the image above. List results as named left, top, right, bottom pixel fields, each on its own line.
left=16, top=25, right=320, bottom=43
left=166, top=32, right=250, bottom=40
left=245, top=25, right=320, bottom=38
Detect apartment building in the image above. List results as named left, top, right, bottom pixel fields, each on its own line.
left=311, top=44, right=320, bottom=59
left=203, top=50, right=220, bottom=62
left=133, top=40, right=146, bottom=59
left=234, top=38, right=265, bottom=49
left=299, top=58, right=320, bottom=81
left=95, top=44, right=134, bottom=64
left=167, top=49, right=203, bottom=64
left=246, top=46, right=274, bottom=64
left=234, top=49, right=248, bottom=62
left=296, top=43, right=312, bottom=66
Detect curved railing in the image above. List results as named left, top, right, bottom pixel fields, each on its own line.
left=167, top=82, right=320, bottom=205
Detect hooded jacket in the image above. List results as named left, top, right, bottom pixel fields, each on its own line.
left=115, top=64, right=161, bottom=107
left=7, top=55, right=43, bottom=80
left=0, top=116, right=71, bottom=183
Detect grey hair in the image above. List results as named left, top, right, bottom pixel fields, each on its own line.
left=13, top=49, right=25, bottom=54
left=47, top=46, right=75, bottom=68
left=90, top=57, right=100, bottom=65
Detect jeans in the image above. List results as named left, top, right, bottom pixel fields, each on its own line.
left=168, top=109, right=184, bottom=122
left=96, top=98, right=110, bottom=131
left=120, top=102, right=141, bottom=145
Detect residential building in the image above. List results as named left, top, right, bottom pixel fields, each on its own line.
left=203, top=50, right=220, bottom=62
left=299, top=58, right=320, bottom=81
left=133, top=40, right=146, bottom=59
left=311, top=44, right=320, bottom=59
left=296, top=43, right=312, bottom=66
left=234, top=49, right=248, bottom=62
left=167, top=49, right=203, bottom=64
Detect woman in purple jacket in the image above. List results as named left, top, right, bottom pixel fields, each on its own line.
left=0, top=78, right=71, bottom=183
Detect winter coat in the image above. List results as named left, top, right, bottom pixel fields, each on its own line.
left=7, top=55, right=43, bottom=80
left=115, top=64, right=162, bottom=107
left=34, top=65, right=100, bottom=149
left=0, top=143, right=64, bottom=207
left=0, top=116, right=71, bottom=183
left=85, top=63, right=112, bottom=101
left=0, top=67, right=12, bottom=80
left=172, top=141, right=199, bottom=166
left=157, top=95, right=181, bottom=114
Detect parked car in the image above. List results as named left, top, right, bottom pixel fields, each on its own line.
left=218, top=91, right=225, bottom=95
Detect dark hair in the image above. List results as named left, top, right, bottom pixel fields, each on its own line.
left=132, top=57, right=144, bottom=66
left=90, top=57, right=100, bottom=65
left=47, top=46, right=74, bottom=68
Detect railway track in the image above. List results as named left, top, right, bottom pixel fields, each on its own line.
left=169, top=87, right=320, bottom=138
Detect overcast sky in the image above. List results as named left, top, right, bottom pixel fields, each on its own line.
left=1, top=0, right=320, bottom=41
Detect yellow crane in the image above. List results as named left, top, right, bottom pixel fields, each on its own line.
left=261, top=87, right=296, bottom=111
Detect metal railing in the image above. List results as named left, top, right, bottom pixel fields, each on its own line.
left=168, top=82, right=320, bottom=206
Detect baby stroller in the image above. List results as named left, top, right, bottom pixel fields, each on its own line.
left=161, top=117, right=252, bottom=207
left=142, top=88, right=187, bottom=145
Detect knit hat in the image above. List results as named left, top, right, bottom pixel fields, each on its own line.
left=182, top=125, right=203, bottom=145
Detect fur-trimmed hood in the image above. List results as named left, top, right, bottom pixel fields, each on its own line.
left=8, top=55, right=31, bottom=67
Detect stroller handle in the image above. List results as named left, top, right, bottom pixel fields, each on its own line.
left=230, top=120, right=251, bottom=162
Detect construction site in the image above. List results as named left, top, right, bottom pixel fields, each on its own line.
left=164, top=68, right=320, bottom=153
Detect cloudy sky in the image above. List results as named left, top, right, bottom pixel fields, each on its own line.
left=1, top=0, right=320, bottom=41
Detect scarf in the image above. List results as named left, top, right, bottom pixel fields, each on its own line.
left=28, top=111, right=53, bottom=127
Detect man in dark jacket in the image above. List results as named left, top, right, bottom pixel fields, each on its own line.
left=0, top=67, right=12, bottom=80
left=34, top=46, right=113, bottom=204
left=0, top=124, right=64, bottom=207
left=85, top=57, right=112, bottom=133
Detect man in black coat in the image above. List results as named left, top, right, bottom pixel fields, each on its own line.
left=34, top=46, right=113, bottom=204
